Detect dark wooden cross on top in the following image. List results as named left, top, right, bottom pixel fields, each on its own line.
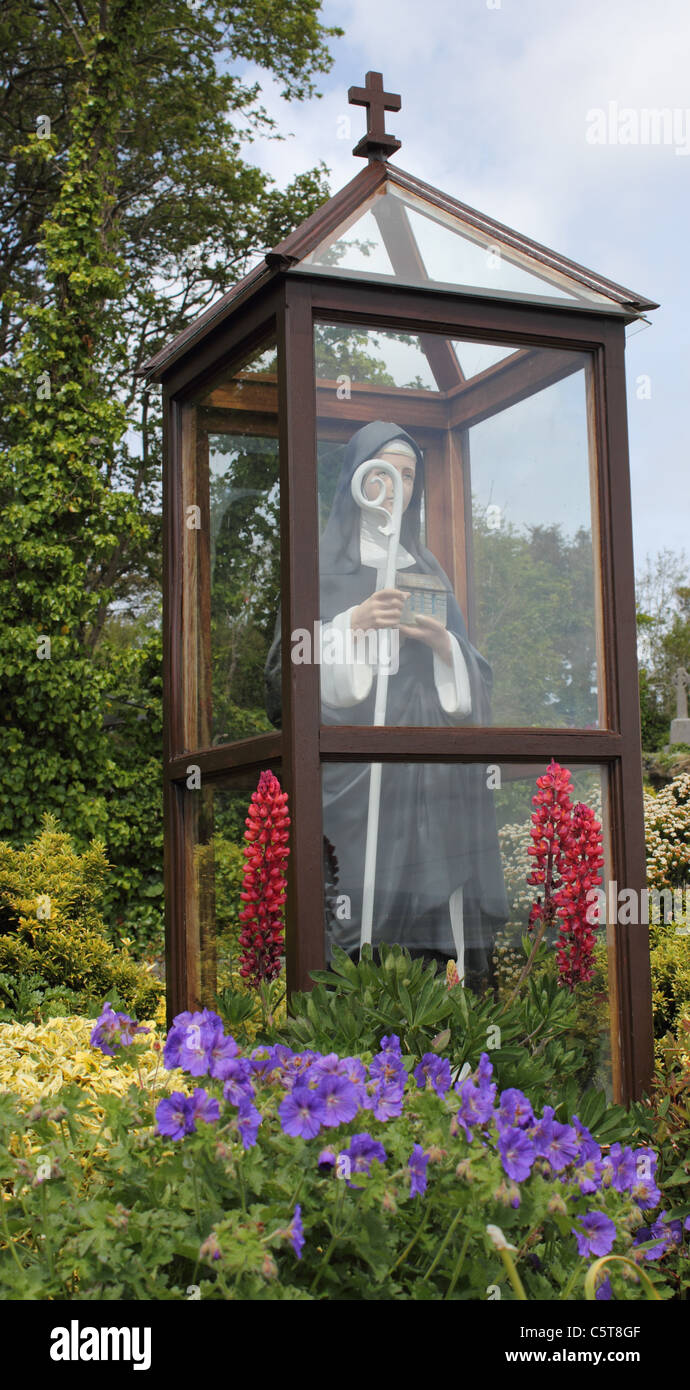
left=348, top=71, right=401, bottom=161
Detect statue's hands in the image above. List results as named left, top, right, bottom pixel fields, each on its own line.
left=399, top=614, right=452, bottom=664
left=350, top=588, right=408, bottom=632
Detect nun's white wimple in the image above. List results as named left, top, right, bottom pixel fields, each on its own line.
left=366, top=438, right=417, bottom=461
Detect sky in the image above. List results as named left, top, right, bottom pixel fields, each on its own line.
left=235, top=0, right=690, bottom=580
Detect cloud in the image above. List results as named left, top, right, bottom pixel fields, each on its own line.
left=233, top=0, right=690, bottom=568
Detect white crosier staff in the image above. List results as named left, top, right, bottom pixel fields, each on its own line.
left=350, top=458, right=404, bottom=951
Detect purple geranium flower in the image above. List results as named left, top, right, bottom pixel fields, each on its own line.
left=278, top=1085, right=326, bottom=1139
left=90, top=1006, right=121, bottom=1057
left=306, top=1052, right=344, bottom=1081
left=249, top=1045, right=277, bottom=1075
left=317, top=1148, right=336, bottom=1170
left=364, top=1080, right=405, bottom=1122
left=497, top=1126, right=536, bottom=1183
left=634, top=1211, right=684, bottom=1261
left=414, top=1054, right=452, bottom=1098
left=631, top=1148, right=662, bottom=1210
left=162, top=1018, right=189, bottom=1070
left=595, top=1274, right=613, bottom=1300
left=222, top=1057, right=255, bottom=1106
left=455, top=1077, right=495, bottom=1141
left=475, top=1052, right=495, bottom=1092
left=178, top=1019, right=216, bottom=1076
left=344, top=1132, right=387, bottom=1174
left=282, top=1050, right=322, bottom=1085
left=531, top=1107, right=579, bottom=1173
left=90, top=1002, right=149, bottom=1056
left=187, top=1088, right=220, bottom=1129
left=207, top=1027, right=239, bottom=1080
left=316, top=1074, right=360, bottom=1128
left=164, top=1009, right=224, bottom=1073
left=573, top=1210, right=616, bottom=1258
left=498, top=1089, right=535, bottom=1131
left=604, top=1143, right=637, bottom=1193
left=271, top=1043, right=295, bottom=1070
left=370, top=1037, right=407, bottom=1089
left=408, top=1144, right=428, bottom=1198
left=572, top=1115, right=601, bottom=1165
left=288, top=1205, right=304, bottom=1259
left=338, top=1057, right=368, bottom=1103
left=236, top=1097, right=262, bottom=1150
left=155, top=1091, right=193, bottom=1140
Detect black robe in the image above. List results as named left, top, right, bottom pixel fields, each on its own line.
left=265, top=421, right=508, bottom=979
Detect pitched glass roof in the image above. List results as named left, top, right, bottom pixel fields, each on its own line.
left=294, top=180, right=634, bottom=313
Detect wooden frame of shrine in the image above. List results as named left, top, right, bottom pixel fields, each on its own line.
left=143, top=73, right=658, bottom=1104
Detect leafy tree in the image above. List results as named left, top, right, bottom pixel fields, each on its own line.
left=2, top=0, right=339, bottom=634
left=0, top=0, right=150, bottom=848
left=636, top=551, right=690, bottom=749
left=0, top=0, right=340, bottom=953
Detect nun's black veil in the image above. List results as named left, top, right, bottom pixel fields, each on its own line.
left=264, top=421, right=508, bottom=980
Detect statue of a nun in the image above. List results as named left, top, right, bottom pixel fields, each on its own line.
left=265, top=420, right=508, bottom=989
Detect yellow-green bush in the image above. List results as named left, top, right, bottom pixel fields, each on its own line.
left=0, top=817, right=162, bottom=1021
left=0, top=1014, right=171, bottom=1112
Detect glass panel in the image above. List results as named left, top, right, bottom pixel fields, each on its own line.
left=187, top=769, right=283, bottom=1009
left=296, top=182, right=629, bottom=313
left=310, top=322, right=604, bottom=731
left=322, top=760, right=613, bottom=1094
left=180, top=339, right=279, bottom=751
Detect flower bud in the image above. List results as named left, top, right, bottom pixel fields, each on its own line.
left=493, top=1181, right=513, bottom=1207
left=486, top=1223, right=516, bottom=1252
left=199, top=1233, right=221, bottom=1262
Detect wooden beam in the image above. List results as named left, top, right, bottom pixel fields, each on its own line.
left=423, top=431, right=469, bottom=624
left=203, top=373, right=450, bottom=429
left=448, top=347, right=583, bottom=429
left=371, top=194, right=465, bottom=391
left=166, top=733, right=282, bottom=783
left=319, top=726, right=624, bottom=761
left=279, top=281, right=326, bottom=997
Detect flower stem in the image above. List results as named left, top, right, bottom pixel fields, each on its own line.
left=503, top=913, right=549, bottom=1011
left=384, top=1207, right=429, bottom=1280
left=445, top=1230, right=471, bottom=1299
left=583, top=1255, right=661, bottom=1301
left=423, top=1207, right=464, bottom=1281
left=0, top=1193, right=25, bottom=1275
left=310, top=1182, right=346, bottom=1293
left=498, top=1245, right=528, bottom=1301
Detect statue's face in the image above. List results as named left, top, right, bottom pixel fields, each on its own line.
left=362, top=448, right=416, bottom=515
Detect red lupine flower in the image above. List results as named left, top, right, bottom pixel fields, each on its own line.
left=554, top=801, right=604, bottom=991
left=525, top=760, right=604, bottom=991
left=237, top=771, right=290, bottom=988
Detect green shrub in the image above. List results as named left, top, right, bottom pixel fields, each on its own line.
left=0, top=817, right=162, bottom=1020
left=285, top=944, right=615, bottom=1117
